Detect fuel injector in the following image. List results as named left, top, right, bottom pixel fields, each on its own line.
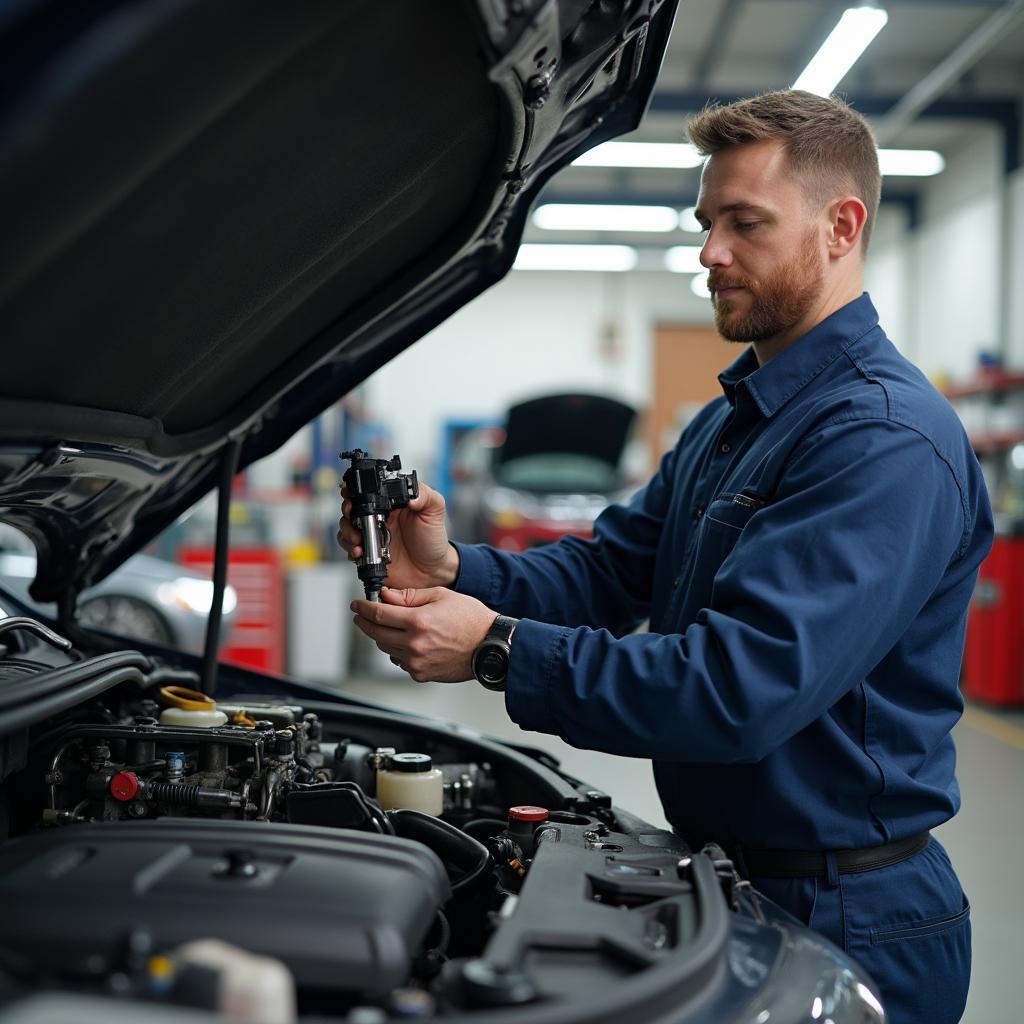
left=341, top=450, right=419, bottom=602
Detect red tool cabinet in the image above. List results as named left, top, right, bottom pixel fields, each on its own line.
left=963, top=536, right=1024, bottom=707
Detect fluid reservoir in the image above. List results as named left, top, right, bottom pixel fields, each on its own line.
left=376, top=753, right=444, bottom=815
left=158, top=685, right=229, bottom=728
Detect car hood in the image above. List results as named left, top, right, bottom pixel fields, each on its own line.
left=0, top=0, right=676, bottom=604
left=497, top=393, right=638, bottom=470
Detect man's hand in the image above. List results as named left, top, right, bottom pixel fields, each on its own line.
left=338, top=480, right=460, bottom=590
left=351, top=587, right=496, bottom=683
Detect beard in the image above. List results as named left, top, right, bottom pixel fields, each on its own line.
left=709, top=228, right=824, bottom=343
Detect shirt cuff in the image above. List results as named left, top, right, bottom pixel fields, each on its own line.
left=505, top=618, right=572, bottom=735
left=451, top=542, right=494, bottom=601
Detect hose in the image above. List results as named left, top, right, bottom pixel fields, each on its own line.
left=0, top=616, right=72, bottom=652
left=461, top=817, right=507, bottom=842
left=387, top=808, right=493, bottom=892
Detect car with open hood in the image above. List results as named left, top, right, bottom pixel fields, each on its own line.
left=0, top=2, right=885, bottom=1022
left=447, top=392, right=639, bottom=550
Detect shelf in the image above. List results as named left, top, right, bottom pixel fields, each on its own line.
left=968, top=432, right=1024, bottom=455
left=944, top=373, right=1024, bottom=400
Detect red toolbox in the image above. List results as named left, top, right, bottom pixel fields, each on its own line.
left=963, top=536, right=1024, bottom=707
left=179, top=546, right=286, bottom=675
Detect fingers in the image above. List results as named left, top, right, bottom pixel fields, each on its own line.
left=351, top=598, right=420, bottom=628
left=379, top=587, right=444, bottom=608
left=336, top=501, right=363, bottom=559
left=407, top=480, right=445, bottom=514
left=352, top=613, right=408, bottom=650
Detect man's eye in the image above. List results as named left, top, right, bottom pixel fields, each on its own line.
left=735, top=221, right=760, bottom=232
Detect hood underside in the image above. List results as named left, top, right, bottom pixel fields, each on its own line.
left=0, top=0, right=677, bottom=603
left=497, top=393, right=637, bottom=470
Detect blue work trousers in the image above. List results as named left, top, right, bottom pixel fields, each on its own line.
left=753, top=837, right=970, bottom=1023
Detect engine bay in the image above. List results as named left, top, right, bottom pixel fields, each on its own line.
left=0, top=615, right=742, bottom=1023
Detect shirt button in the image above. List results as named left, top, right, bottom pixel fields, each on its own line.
left=672, top=576, right=681, bottom=589
left=692, top=506, right=704, bottom=520
left=720, top=442, right=731, bottom=453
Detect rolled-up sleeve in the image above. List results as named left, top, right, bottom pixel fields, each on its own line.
left=501, top=419, right=968, bottom=762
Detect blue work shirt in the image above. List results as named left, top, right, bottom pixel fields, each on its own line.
left=454, top=293, right=993, bottom=850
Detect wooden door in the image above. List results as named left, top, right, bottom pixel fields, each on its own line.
left=649, top=325, right=738, bottom=465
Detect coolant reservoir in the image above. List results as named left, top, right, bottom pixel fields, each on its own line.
left=158, top=685, right=229, bottom=728
left=376, top=753, right=444, bottom=815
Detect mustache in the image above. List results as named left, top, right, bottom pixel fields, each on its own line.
left=707, top=275, right=752, bottom=293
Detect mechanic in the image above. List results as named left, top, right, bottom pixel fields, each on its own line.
left=340, top=91, right=991, bottom=1024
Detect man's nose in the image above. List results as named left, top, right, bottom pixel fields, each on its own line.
left=699, top=226, right=732, bottom=269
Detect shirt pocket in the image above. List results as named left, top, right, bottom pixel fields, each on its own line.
left=702, top=491, right=767, bottom=532
left=678, top=492, right=767, bottom=615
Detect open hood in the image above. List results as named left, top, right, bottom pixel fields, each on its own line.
left=496, top=393, right=637, bottom=469
left=0, top=0, right=677, bottom=605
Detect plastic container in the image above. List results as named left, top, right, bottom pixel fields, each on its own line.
left=159, top=707, right=229, bottom=727
left=376, top=753, right=443, bottom=815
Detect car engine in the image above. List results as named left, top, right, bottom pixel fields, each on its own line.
left=1, top=616, right=755, bottom=1024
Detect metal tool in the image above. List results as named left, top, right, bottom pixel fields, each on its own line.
left=340, top=450, right=419, bottom=602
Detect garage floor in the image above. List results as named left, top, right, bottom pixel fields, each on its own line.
left=339, top=655, right=1023, bottom=1024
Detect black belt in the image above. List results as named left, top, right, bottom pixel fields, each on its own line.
left=731, top=831, right=930, bottom=880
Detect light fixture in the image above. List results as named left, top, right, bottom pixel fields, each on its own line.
left=573, top=142, right=937, bottom=180
left=679, top=206, right=704, bottom=233
left=157, top=578, right=238, bottom=615
left=532, top=204, right=679, bottom=232
left=572, top=141, right=703, bottom=169
left=513, top=244, right=638, bottom=272
left=878, top=149, right=944, bottom=176
left=690, top=274, right=711, bottom=298
left=664, top=246, right=705, bottom=274
left=792, top=5, right=889, bottom=97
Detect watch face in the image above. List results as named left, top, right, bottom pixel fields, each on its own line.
left=478, top=646, right=508, bottom=683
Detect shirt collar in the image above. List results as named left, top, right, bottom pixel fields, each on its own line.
left=717, top=293, right=880, bottom=418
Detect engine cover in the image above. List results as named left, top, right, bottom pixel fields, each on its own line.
left=0, top=819, right=450, bottom=996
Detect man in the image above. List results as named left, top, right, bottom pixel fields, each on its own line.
left=339, top=91, right=991, bottom=1023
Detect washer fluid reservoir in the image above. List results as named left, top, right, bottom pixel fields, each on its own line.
left=376, top=753, right=443, bottom=815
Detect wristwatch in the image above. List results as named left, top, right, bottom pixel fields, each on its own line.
left=472, top=615, right=519, bottom=691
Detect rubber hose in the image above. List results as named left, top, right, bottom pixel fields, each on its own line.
left=388, top=808, right=492, bottom=891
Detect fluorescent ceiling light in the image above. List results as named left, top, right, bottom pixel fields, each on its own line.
left=679, top=206, right=704, bottom=233
left=664, top=246, right=705, bottom=274
left=533, top=204, right=679, bottom=232
left=513, top=244, right=638, bottom=272
left=792, top=5, right=888, bottom=97
left=690, top=274, right=711, bottom=299
left=878, top=149, right=945, bottom=176
left=573, top=141, right=703, bottom=169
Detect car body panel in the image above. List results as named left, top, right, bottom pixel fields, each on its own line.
left=0, top=0, right=676, bottom=601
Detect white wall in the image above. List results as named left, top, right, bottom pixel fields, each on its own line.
left=1006, top=167, right=1024, bottom=367
left=867, top=125, right=1007, bottom=383
left=864, top=205, right=912, bottom=357
left=362, top=269, right=714, bottom=478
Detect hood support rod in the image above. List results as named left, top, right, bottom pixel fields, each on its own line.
left=201, top=437, right=242, bottom=695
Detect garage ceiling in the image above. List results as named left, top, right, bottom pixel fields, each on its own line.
left=526, top=0, right=1024, bottom=251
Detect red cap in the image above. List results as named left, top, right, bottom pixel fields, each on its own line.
left=509, top=805, right=549, bottom=823
left=110, top=771, right=139, bottom=802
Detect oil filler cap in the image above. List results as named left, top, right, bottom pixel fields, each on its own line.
left=110, top=771, right=139, bottom=802
left=508, top=805, right=548, bottom=822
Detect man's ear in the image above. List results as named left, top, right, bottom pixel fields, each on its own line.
left=827, top=196, right=868, bottom=259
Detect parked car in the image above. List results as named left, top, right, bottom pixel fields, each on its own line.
left=0, top=530, right=237, bottom=654
left=0, top=3, right=884, bottom=1023
left=447, top=393, right=639, bottom=550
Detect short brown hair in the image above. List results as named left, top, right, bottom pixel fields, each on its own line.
left=687, top=90, right=881, bottom=251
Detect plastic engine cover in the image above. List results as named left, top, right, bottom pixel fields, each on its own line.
left=0, top=819, right=450, bottom=995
